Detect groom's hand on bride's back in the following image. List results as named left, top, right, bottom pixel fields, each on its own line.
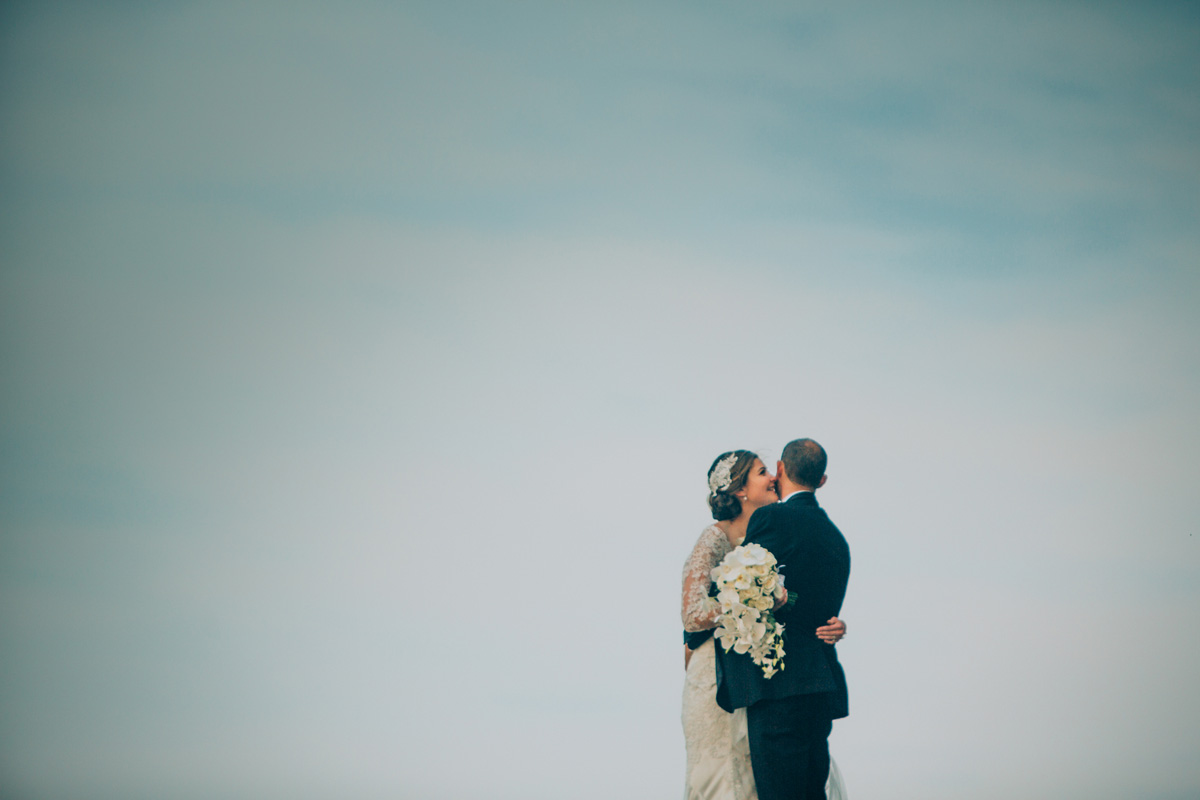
left=815, top=617, right=846, bottom=644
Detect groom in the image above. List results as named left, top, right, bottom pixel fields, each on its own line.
left=715, top=438, right=850, bottom=800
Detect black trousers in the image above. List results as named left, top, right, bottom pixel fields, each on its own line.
left=746, top=693, right=834, bottom=800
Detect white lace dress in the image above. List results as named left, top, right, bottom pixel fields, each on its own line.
left=681, top=525, right=847, bottom=800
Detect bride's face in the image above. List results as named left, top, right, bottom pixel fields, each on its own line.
left=741, top=458, right=778, bottom=509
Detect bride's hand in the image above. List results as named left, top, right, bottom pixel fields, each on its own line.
left=772, top=587, right=788, bottom=610
left=816, top=617, right=846, bottom=644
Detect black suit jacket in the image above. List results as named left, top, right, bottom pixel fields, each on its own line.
left=715, top=492, right=850, bottom=718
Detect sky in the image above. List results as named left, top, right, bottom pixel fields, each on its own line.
left=1, top=2, right=1198, bottom=799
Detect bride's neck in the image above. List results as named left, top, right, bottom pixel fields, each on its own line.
left=725, top=514, right=751, bottom=545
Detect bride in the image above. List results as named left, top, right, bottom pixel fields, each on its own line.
left=682, top=450, right=848, bottom=800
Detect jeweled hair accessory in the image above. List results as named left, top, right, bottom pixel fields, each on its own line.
left=708, top=452, right=741, bottom=494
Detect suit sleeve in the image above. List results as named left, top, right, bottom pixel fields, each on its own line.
left=743, top=505, right=800, bottom=625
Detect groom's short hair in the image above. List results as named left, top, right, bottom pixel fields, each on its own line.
left=781, top=438, right=826, bottom=488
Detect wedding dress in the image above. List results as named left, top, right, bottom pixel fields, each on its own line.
left=682, top=525, right=847, bottom=800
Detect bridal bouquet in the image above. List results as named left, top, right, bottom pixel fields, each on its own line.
left=710, top=543, right=786, bottom=679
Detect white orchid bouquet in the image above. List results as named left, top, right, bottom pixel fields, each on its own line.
left=710, top=543, right=787, bottom=679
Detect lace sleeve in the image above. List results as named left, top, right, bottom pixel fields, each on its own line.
left=681, top=526, right=732, bottom=633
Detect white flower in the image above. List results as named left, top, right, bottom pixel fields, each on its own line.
left=746, top=594, right=772, bottom=611
left=711, top=543, right=788, bottom=679
left=733, top=544, right=771, bottom=567
left=717, top=588, right=741, bottom=608
left=715, top=563, right=744, bottom=583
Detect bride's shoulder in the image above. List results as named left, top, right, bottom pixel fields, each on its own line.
left=684, top=523, right=730, bottom=571
left=691, top=523, right=733, bottom=552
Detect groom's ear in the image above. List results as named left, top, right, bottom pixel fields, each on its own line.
left=776, top=460, right=787, bottom=481
left=817, top=475, right=827, bottom=489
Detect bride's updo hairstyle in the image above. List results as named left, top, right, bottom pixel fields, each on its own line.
left=706, top=450, right=757, bottom=521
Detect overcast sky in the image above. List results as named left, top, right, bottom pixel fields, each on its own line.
left=2, top=3, right=1198, bottom=799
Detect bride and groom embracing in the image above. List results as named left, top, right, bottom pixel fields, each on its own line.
left=681, top=439, right=851, bottom=800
